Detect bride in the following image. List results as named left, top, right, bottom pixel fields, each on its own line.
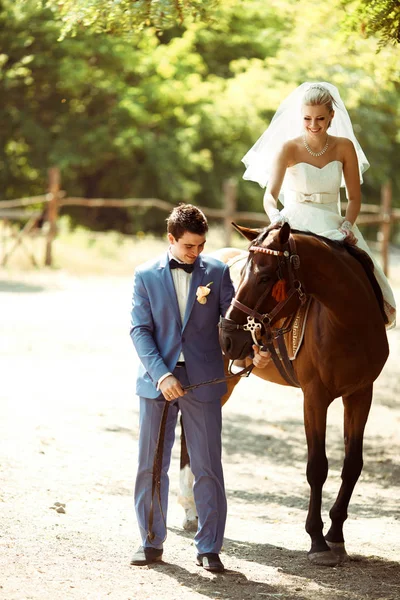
left=242, top=82, right=396, bottom=329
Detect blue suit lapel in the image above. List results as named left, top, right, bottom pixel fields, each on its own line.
left=158, top=253, right=182, bottom=327
left=182, top=256, right=206, bottom=331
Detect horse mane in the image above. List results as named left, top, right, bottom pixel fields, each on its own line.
left=257, top=225, right=388, bottom=324
left=291, top=229, right=388, bottom=325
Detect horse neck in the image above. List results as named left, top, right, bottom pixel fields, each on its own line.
left=295, top=236, right=363, bottom=324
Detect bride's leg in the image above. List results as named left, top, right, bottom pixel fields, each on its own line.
left=352, top=225, right=396, bottom=328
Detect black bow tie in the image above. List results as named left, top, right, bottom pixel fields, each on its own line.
left=169, top=258, right=194, bottom=274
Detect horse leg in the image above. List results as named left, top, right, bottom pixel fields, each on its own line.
left=303, top=389, right=338, bottom=566
left=325, top=385, right=373, bottom=561
left=177, top=415, right=198, bottom=531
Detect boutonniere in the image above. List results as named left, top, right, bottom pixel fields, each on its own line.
left=196, top=282, right=213, bottom=304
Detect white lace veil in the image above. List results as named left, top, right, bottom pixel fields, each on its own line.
left=242, top=82, right=370, bottom=189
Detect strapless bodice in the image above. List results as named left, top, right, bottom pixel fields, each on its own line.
left=280, top=160, right=343, bottom=233
left=278, top=159, right=396, bottom=329
left=285, top=160, right=343, bottom=195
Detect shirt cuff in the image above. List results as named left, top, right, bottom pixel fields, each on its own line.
left=157, top=372, right=172, bottom=390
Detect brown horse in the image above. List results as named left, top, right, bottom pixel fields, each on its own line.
left=218, top=222, right=389, bottom=566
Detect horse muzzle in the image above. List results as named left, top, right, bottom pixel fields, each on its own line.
left=218, top=316, right=254, bottom=360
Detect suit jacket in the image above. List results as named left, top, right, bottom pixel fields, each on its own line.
left=130, top=252, right=235, bottom=402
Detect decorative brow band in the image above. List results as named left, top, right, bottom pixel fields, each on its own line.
left=249, top=244, right=288, bottom=257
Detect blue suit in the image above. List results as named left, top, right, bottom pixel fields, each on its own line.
left=130, top=252, right=234, bottom=554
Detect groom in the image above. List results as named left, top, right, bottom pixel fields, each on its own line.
left=129, top=203, right=268, bottom=572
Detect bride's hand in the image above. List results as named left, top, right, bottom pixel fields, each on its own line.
left=339, top=220, right=358, bottom=245
left=268, top=209, right=288, bottom=228
left=339, top=227, right=358, bottom=245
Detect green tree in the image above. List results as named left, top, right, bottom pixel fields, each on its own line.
left=1, top=0, right=290, bottom=231
left=343, top=0, right=400, bottom=46
left=17, top=0, right=220, bottom=36
left=2, top=0, right=399, bottom=235
left=19, top=0, right=400, bottom=48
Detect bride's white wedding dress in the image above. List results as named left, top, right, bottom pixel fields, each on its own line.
left=280, top=160, right=396, bottom=328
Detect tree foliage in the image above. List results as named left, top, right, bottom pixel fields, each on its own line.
left=17, top=0, right=400, bottom=47
left=1, top=0, right=399, bottom=235
left=343, top=0, right=400, bottom=46
left=17, top=0, right=220, bottom=36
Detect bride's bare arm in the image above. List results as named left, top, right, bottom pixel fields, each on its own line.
left=342, top=139, right=361, bottom=225
left=263, top=144, right=291, bottom=222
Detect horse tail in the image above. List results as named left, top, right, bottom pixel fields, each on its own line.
left=344, top=244, right=388, bottom=325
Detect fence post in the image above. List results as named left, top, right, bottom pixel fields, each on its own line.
left=45, top=167, right=60, bottom=267
left=223, top=179, right=237, bottom=247
left=380, top=181, right=392, bottom=277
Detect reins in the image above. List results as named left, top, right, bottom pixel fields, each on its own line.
left=183, top=362, right=254, bottom=391
left=147, top=362, right=253, bottom=543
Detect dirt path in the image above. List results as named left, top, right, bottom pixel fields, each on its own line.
left=1, top=269, right=399, bottom=600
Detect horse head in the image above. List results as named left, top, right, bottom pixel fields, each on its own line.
left=219, top=222, right=306, bottom=360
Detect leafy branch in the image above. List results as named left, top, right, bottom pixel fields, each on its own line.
left=342, top=0, right=400, bottom=46
left=16, top=0, right=220, bottom=36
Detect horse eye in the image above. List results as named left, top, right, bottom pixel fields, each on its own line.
left=258, top=266, right=275, bottom=283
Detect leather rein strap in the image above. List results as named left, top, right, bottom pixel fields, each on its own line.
left=147, top=400, right=169, bottom=544
left=183, top=363, right=254, bottom=391
left=147, top=362, right=253, bottom=543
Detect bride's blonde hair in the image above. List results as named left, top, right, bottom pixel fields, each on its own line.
left=302, top=84, right=337, bottom=112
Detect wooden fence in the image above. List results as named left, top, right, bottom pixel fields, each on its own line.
left=0, top=168, right=399, bottom=275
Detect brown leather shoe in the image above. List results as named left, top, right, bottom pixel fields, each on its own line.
left=130, top=546, right=163, bottom=566
left=196, top=553, right=225, bottom=573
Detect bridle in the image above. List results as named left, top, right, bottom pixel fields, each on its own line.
left=221, top=235, right=307, bottom=345
left=219, top=234, right=308, bottom=387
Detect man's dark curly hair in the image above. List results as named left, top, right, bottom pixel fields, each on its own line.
left=167, top=203, right=208, bottom=240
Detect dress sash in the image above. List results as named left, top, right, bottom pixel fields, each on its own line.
left=285, top=190, right=338, bottom=205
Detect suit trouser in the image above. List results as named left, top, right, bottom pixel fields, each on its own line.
left=134, top=365, right=227, bottom=555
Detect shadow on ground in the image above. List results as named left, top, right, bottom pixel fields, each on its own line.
left=221, top=412, right=400, bottom=500
left=166, top=527, right=400, bottom=600
left=0, top=279, right=46, bottom=293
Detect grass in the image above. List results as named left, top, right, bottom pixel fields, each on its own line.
left=2, top=217, right=400, bottom=288
left=0, top=217, right=250, bottom=277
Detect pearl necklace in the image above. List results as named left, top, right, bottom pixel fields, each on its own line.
left=303, top=135, right=329, bottom=157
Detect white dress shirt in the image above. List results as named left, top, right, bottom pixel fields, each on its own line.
left=157, top=249, right=192, bottom=388
left=170, top=253, right=192, bottom=329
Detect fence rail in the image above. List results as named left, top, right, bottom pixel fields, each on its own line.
left=0, top=195, right=50, bottom=209
left=0, top=168, right=398, bottom=274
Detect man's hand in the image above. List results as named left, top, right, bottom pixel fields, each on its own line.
left=252, top=345, right=271, bottom=369
left=159, top=375, right=185, bottom=401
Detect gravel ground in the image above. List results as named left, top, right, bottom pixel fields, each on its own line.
left=0, top=268, right=399, bottom=600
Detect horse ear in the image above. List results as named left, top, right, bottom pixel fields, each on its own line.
left=231, top=222, right=260, bottom=241
left=278, top=222, right=291, bottom=245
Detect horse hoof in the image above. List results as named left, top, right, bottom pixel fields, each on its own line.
left=307, top=550, right=340, bottom=567
left=325, top=541, right=350, bottom=562
left=182, top=516, right=198, bottom=532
